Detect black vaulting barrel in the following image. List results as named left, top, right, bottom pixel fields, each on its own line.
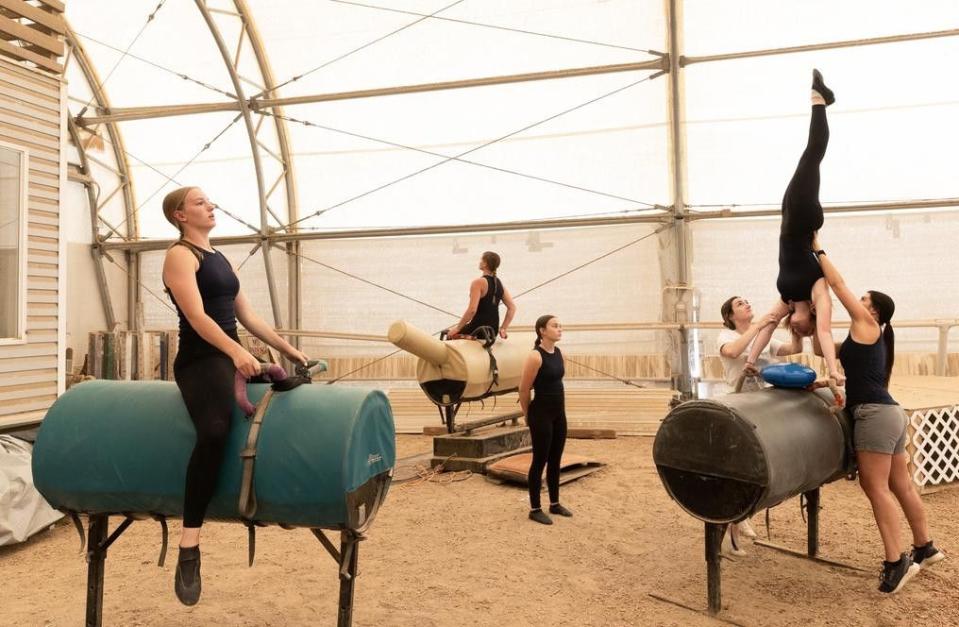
left=653, top=387, right=854, bottom=524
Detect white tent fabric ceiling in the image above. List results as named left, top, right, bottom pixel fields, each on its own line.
left=61, top=1, right=959, bottom=358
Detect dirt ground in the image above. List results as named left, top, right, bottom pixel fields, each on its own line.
left=2, top=435, right=957, bottom=627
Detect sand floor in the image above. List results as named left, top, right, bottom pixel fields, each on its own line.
left=2, top=435, right=957, bottom=627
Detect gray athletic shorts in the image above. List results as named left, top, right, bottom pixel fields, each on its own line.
left=852, top=403, right=909, bottom=455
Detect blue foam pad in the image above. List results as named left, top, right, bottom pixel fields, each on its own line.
left=761, top=363, right=817, bottom=389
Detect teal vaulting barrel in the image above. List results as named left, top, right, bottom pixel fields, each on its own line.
left=32, top=380, right=396, bottom=530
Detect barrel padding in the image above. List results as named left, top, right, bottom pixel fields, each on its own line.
left=32, top=381, right=396, bottom=529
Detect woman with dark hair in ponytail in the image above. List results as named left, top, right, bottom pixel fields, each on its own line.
left=518, top=315, right=571, bottom=525
left=813, top=235, right=943, bottom=594
left=447, top=251, right=517, bottom=341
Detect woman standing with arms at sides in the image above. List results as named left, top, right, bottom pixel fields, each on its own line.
left=518, top=315, right=572, bottom=525
left=813, top=237, right=944, bottom=594
left=446, top=251, right=517, bottom=341
left=161, top=186, right=309, bottom=605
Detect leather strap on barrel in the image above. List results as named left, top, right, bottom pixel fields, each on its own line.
left=238, top=388, right=275, bottom=521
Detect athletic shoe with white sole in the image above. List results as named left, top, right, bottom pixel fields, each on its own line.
left=911, top=540, right=945, bottom=569
left=878, top=554, right=920, bottom=594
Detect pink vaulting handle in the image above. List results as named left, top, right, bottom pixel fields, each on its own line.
left=234, top=363, right=288, bottom=416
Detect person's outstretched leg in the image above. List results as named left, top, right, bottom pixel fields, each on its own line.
left=781, top=70, right=833, bottom=238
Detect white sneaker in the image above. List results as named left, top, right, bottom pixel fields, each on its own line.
left=722, top=528, right=747, bottom=557
left=737, top=519, right=757, bottom=539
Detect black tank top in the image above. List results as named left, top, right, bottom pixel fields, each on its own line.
left=532, top=346, right=565, bottom=395
left=777, top=237, right=824, bottom=302
left=165, top=243, right=240, bottom=355
left=838, top=331, right=896, bottom=410
left=462, top=275, right=503, bottom=335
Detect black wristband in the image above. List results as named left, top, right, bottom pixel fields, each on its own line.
left=814, top=249, right=826, bottom=257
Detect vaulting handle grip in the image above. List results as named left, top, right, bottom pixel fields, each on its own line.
left=234, top=363, right=288, bottom=417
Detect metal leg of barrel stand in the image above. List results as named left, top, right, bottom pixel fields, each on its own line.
left=706, top=522, right=725, bottom=615
left=754, top=488, right=867, bottom=573
left=337, top=531, right=360, bottom=627
left=805, top=488, right=820, bottom=557
left=86, top=515, right=108, bottom=627
left=647, top=521, right=747, bottom=626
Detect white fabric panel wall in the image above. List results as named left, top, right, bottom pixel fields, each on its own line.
left=691, top=210, right=959, bottom=354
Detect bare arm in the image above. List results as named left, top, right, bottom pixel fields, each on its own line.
left=448, top=278, right=484, bottom=334
left=720, top=311, right=778, bottom=359
left=745, top=301, right=791, bottom=368
left=162, top=246, right=260, bottom=377
left=815, top=248, right=881, bottom=341
left=811, top=331, right=842, bottom=359
left=810, top=279, right=843, bottom=385
left=499, top=287, right=517, bottom=339
left=776, top=328, right=804, bottom=356
left=518, top=350, right=542, bottom=417
left=234, top=290, right=308, bottom=365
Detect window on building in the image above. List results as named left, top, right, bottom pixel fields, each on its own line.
left=0, top=143, right=27, bottom=342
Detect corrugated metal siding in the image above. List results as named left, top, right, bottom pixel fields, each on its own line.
left=0, top=55, right=61, bottom=428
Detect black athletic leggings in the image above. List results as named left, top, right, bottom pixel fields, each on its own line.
left=527, top=392, right=567, bottom=510
left=174, top=350, right=236, bottom=528
left=781, top=105, right=829, bottom=237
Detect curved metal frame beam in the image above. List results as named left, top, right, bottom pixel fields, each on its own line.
left=231, top=0, right=302, bottom=337
left=64, top=25, right=137, bottom=237
left=64, top=24, right=140, bottom=330
left=194, top=0, right=283, bottom=327
left=66, top=116, right=116, bottom=329
left=231, top=0, right=298, bottom=228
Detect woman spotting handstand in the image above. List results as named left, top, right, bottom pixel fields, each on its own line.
left=745, top=70, right=844, bottom=388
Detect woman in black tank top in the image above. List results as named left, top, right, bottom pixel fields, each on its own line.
left=518, top=315, right=572, bottom=525
left=446, top=251, right=517, bottom=341
left=161, top=186, right=310, bottom=606
left=814, top=237, right=942, bottom=593
left=744, top=70, right=844, bottom=389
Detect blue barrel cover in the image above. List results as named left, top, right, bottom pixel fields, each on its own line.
left=32, top=380, right=395, bottom=528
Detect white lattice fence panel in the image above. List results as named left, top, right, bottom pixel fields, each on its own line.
left=908, top=406, right=959, bottom=490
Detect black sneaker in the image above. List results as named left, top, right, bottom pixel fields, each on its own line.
left=911, top=540, right=945, bottom=569
left=529, top=509, right=553, bottom=525
left=878, top=554, right=920, bottom=594
left=812, top=69, right=835, bottom=106
left=174, top=546, right=202, bottom=606
left=549, top=503, right=573, bottom=517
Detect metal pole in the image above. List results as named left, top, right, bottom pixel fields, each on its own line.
left=683, top=28, right=959, bottom=66
left=78, top=59, right=668, bottom=125
left=705, top=522, right=724, bottom=615
left=86, top=514, right=108, bottom=627
left=805, top=488, right=820, bottom=557
left=66, top=118, right=118, bottom=330
left=937, top=324, right=950, bottom=376
left=664, top=0, right=693, bottom=398
left=99, top=212, right=670, bottom=253
left=194, top=0, right=284, bottom=328
left=337, top=532, right=359, bottom=627
left=127, top=251, right=138, bottom=331
left=287, top=240, right=301, bottom=353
